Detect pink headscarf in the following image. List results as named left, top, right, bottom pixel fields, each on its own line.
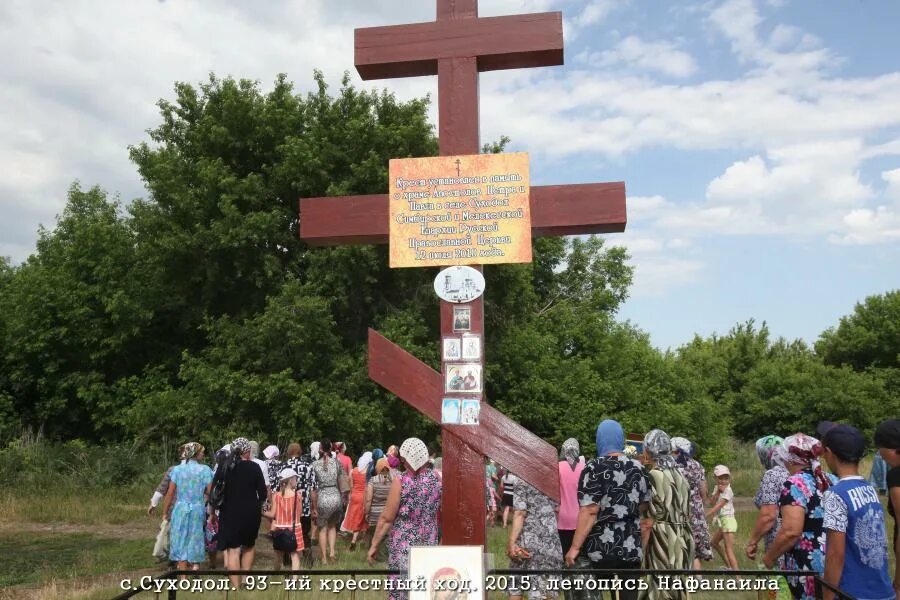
left=782, top=433, right=830, bottom=491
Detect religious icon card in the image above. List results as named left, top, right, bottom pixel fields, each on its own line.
left=461, top=335, right=481, bottom=361
left=452, top=306, right=471, bottom=331
left=441, top=398, right=461, bottom=424
left=444, top=363, right=482, bottom=393
left=442, top=337, right=462, bottom=361
left=460, top=399, right=480, bottom=425
left=409, top=545, right=485, bottom=600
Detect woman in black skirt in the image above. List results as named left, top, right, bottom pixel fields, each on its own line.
left=501, top=470, right=517, bottom=528
left=217, top=437, right=268, bottom=590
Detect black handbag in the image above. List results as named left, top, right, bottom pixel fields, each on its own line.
left=271, top=491, right=299, bottom=553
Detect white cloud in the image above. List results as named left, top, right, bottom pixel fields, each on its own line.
left=605, top=231, right=705, bottom=298
left=708, top=0, right=833, bottom=76
left=573, top=0, right=615, bottom=27
left=882, top=168, right=900, bottom=204
left=627, top=195, right=674, bottom=222
left=2, top=0, right=900, bottom=266
left=584, top=36, right=698, bottom=78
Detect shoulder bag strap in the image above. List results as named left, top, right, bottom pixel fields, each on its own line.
left=291, top=489, right=298, bottom=535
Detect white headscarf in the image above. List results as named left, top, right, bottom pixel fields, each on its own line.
left=357, top=451, right=373, bottom=471
left=400, top=437, right=430, bottom=472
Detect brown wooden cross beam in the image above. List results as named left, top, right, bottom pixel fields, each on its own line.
left=299, top=0, right=627, bottom=547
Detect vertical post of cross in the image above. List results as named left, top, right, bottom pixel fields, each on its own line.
left=436, top=0, right=488, bottom=548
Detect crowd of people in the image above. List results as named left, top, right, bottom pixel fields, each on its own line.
left=147, top=418, right=900, bottom=600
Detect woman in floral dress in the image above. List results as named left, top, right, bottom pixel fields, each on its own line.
left=367, top=437, right=442, bottom=600
left=162, top=442, right=213, bottom=571
left=670, top=437, right=712, bottom=566
left=762, top=433, right=837, bottom=600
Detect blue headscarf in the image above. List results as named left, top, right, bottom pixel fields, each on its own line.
left=596, top=420, right=625, bottom=457
left=368, top=448, right=385, bottom=480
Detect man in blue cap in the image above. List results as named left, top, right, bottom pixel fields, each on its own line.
left=819, top=421, right=894, bottom=600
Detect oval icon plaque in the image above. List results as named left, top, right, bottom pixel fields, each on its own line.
left=434, top=266, right=485, bottom=303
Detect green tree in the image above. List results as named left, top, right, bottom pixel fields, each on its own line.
left=816, top=290, right=900, bottom=370
left=733, top=342, right=896, bottom=440
left=0, top=184, right=149, bottom=438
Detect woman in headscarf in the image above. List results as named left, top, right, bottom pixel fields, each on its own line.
left=263, top=445, right=284, bottom=494
left=566, top=420, right=650, bottom=600
left=670, top=436, right=712, bottom=568
left=341, top=451, right=373, bottom=550
left=365, top=457, right=393, bottom=562
left=311, top=439, right=342, bottom=564
left=367, top=448, right=385, bottom=481
left=162, top=442, right=213, bottom=573
left=639, top=429, right=694, bottom=600
left=507, top=473, right=564, bottom=600
left=557, top=438, right=584, bottom=558
left=746, top=435, right=789, bottom=565
left=367, top=438, right=441, bottom=600
left=762, top=433, right=837, bottom=600
left=304, top=441, right=321, bottom=549
left=216, top=437, right=268, bottom=590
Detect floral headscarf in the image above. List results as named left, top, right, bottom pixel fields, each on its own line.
left=181, top=442, right=204, bottom=461
left=231, top=437, right=252, bottom=456
left=755, top=435, right=784, bottom=470
left=782, top=433, right=830, bottom=491
left=645, top=429, right=678, bottom=470
left=561, top=438, right=580, bottom=470
left=670, top=436, right=692, bottom=466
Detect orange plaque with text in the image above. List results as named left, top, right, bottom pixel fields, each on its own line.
left=389, top=152, right=532, bottom=268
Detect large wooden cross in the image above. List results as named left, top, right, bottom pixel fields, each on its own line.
left=299, top=0, right=626, bottom=546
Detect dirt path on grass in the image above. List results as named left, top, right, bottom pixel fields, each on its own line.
left=0, top=519, right=159, bottom=540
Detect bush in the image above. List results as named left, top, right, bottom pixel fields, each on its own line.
left=0, top=432, right=173, bottom=490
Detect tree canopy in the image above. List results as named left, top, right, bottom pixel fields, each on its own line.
left=0, top=72, right=896, bottom=461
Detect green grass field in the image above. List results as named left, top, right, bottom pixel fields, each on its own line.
left=0, top=452, right=892, bottom=600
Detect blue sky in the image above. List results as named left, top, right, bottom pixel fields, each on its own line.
left=1, top=0, right=898, bottom=350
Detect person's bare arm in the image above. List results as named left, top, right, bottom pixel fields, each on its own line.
left=706, top=499, right=726, bottom=519
left=367, top=478, right=401, bottom=564
left=262, top=497, right=276, bottom=520
left=364, top=483, right=374, bottom=519
left=763, top=505, right=804, bottom=568
left=640, top=501, right=652, bottom=548
left=822, top=530, right=845, bottom=600
left=507, top=509, right=528, bottom=559
left=746, top=504, right=777, bottom=559
left=564, top=504, right=599, bottom=566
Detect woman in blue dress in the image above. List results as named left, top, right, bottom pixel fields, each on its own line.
left=163, top=442, right=214, bottom=570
